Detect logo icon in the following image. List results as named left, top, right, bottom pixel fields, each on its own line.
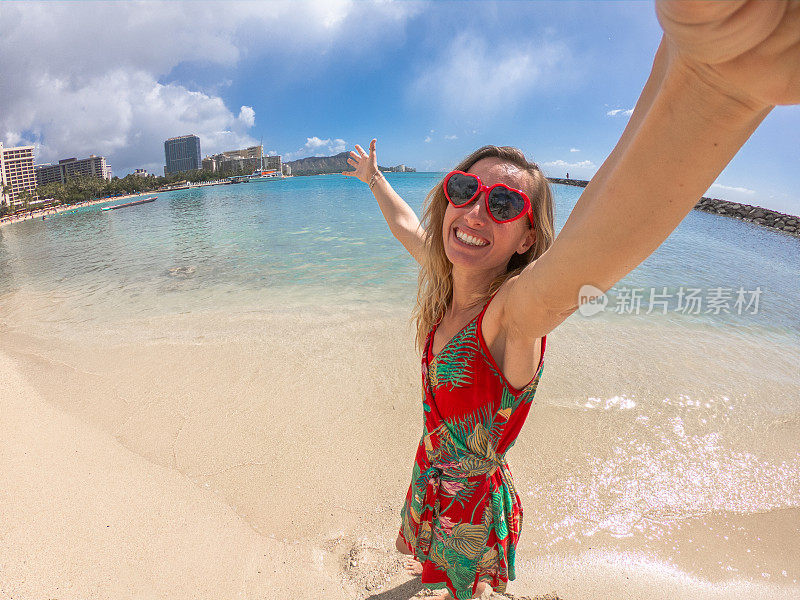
left=577, top=284, right=607, bottom=317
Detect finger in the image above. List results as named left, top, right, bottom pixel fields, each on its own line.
left=347, top=157, right=358, bottom=166
left=370, top=139, right=376, bottom=155
left=342, top=171, right=354, bottom=176
left=350, top=150, right=360, bottom=159
left=354, top=144, right=367, bottom=157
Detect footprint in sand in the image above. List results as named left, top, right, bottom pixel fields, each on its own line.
left=324, top=534, right=406, bottom=597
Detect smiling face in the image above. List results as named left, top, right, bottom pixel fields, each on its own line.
left=442, top=157, right=536, bottom=277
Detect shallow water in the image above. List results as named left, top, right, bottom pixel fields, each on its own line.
left=1, top=174, right=798, bottom=598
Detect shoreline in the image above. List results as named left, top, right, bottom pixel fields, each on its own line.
left=2, top=176, right=797, bottom=238
left=0, top=191, right=147, bottom=228
left=547, top=178, right=800, bottom=238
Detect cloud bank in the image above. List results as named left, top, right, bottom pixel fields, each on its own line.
left=710, top=183, right=756, bottom=196
left=284, top=136, right=348, bottom=161
left=0, top=1, right=419, bottom=175
left=409, top=31, right=576, bottom=122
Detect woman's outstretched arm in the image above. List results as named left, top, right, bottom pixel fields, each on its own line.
left=503, top=0, right=798, bottom=341
left=342, top=139, right=426, bottom=265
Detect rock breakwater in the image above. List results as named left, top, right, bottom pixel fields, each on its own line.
left=547, top=178, right=799, bottom=239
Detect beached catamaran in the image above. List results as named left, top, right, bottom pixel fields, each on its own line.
left=228, top=157, right=279, bottom=184
left=248, top=145, right=281, bottom=181
left=101, top=196, right=157, bottom=211
left=248, top=167, right=279, bottom=180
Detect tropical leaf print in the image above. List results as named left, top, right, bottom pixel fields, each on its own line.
left=500, top=387, right=516, bottom=411
left=418, top=520, right=433, bottom=555
left=447, top=550, right=482, bottom=598
left=445, top=522, right=489, bottom=560
left=477, top=545, right=499, bottom=573
left=429, top=321, right=480, bottom=390
left=490, top=489, right=509, bottom=540
left=518, top=376, right=541, bottom=405
left=427, top=360, right=439, bottom=390
left=440, top=478, right=480, bottom=512
left=446, top=403, right=504, bottom=466
left=429, top=537, right=455, bottom=570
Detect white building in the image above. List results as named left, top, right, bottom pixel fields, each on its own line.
left=1, top=143, right=37, bottom=209
left=35, top=154, right=112, bottom=185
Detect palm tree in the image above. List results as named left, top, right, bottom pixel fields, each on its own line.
left=17, top=188, right=34, bottom=212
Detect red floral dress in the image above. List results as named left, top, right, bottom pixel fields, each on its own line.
left=398, top=294, right=547, bottom=599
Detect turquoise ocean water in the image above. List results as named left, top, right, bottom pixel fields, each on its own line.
left=0, top=173, right=798, bottom=338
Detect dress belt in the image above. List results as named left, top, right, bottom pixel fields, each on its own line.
left=416, top=457, right=506, bottom=558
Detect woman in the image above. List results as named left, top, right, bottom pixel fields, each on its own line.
left=343, top=1, right=799, bottom=598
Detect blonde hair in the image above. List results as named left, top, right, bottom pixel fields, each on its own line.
left=411, top=146, right=556, bottom=353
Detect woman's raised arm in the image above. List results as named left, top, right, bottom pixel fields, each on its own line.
left=342, top=139, right=426, bottom=265
left=503, top=0, right=798, bottom=341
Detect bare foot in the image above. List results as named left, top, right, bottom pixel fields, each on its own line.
left=403, top=556, right=424, bottom=576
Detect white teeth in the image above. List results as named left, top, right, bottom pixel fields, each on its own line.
left=455, top=228, right=488, bottom=247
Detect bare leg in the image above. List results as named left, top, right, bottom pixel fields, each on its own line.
left=395, top=533, right=413, bottom=555
left=396, top=533, right=424, bottom=576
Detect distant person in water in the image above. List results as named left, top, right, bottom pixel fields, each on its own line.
left=343, top=1, right=799, bottom=598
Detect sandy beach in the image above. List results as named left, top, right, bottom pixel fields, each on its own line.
left=1, top=301, right=798, bottom=600
left=0, top=192, right=147, bottom=228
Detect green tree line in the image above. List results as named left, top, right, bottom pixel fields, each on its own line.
left=1, top=169, right=234, bottom=217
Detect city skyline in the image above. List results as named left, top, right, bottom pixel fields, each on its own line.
left=1, top=1, right=798, bottom=214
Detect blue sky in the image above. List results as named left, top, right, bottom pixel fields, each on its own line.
left=1, top=1, right=798, bottom=214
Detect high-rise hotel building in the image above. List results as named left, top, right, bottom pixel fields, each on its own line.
left=35, top=155, right=112, bottom=185
left=201, top=145, right=283, bottom=176
left=0, top=143, right=37, bottom=209
left=164, top=134, right=201, bottom=175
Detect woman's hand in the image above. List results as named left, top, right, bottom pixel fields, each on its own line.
left=342, top=138, right=379, bottom=184
left=341, top=137, right=425, bottom=264
left=656, top=0, right=800, bottom=107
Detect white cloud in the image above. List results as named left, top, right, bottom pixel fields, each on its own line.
left=0, top=1, right=420, bottom=175
left=237, top=106, right=256, bottom=128
left=284, top=136, right=348, bottom=161
left=409, top=32, right=576, bottom=120
left=419, top=159, right=438, bottom=172
left=305, top=137, right=331, bottom=150
left=543, top=159, right=597, bottom=169
left=710, top=183, right=756, bottom=195
left=444, top=134, right=458, bottom=140
left=570, top=148, right=581, bottom=152
left=424, top=136, right=432, bottom=143
left=8, top=69, right=258, bottom=176
left=607, top=108, right=634, bottom=117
